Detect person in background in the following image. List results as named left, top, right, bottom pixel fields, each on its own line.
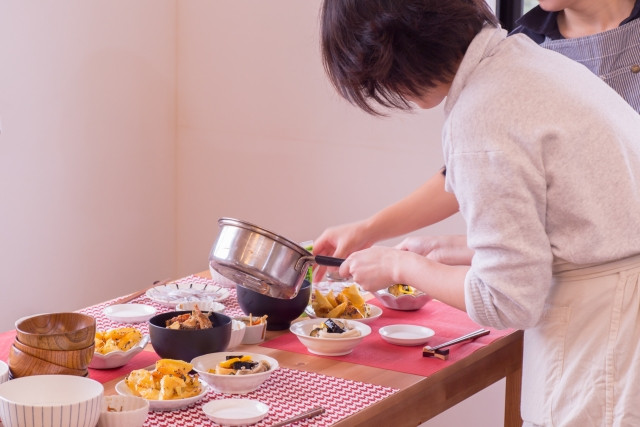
left=317, top=0, right=640, bottom=425
left=312, top=0, right=640, bottom=280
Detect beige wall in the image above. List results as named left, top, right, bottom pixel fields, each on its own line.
left=0, top=1, right=177, bottom=330
left=175, top=0, right=465, bottom=276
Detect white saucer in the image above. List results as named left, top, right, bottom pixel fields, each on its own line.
left=103, top=304, right=157, bottom=323
left=202, top=399, right=269, bottom=426
left=378, top=324, right=435, bottom=346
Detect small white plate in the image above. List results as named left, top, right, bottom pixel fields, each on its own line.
left=202, top=399, right=269, bottom=426
left=378, top=324, right=435, bottom=346
left=115, top=378, right=208, bottom=411
left=304, top=304, right=382, bottom=324
left=89, top=334, right=150, bottom=369
left=103, top=304, right=157, bottom=323
left=146, top=282, right=230, bottom=307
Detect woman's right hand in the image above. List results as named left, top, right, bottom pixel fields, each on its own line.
left=312, top=220, right=375, bottom=282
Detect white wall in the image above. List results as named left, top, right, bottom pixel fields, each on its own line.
left=0, top=1, right=177, bottom=331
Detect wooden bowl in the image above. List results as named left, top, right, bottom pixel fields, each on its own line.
left=13, top=339, right=94, bottom=370
left=8, top=345, right=88, bottom=378
left=15, top=312, right=96, bottom=351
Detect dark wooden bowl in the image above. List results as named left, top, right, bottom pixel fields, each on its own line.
left=15, top=313, right=96, bottom=351
left=8, top=344, right=88, bottom=378
left=13, top=338, right=94, bottom=370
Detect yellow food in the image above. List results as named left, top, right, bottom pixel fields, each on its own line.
left=125, top=359, right=201, bottom=400
left=95, top=327, right=143, bottom=354
left=388, top=284, right=417, bottom=296
left=311, top=284, right=370, bottom=319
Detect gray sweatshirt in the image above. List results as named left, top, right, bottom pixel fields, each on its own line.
left=443, top=26, right=640, bottom=330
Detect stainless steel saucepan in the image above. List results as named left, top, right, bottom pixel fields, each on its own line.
left=208, top=218, right=344, bottom=299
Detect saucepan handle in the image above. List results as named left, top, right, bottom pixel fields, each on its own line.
left=313, top=255, right=345, bottom=267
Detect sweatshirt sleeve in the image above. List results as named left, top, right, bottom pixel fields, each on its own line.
left=446, top=143, right=554, bottom=330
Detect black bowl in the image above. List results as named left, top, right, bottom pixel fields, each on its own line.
left=148, top=311, right=232, bottom=362
left=236, top=280, right=312, bottom=331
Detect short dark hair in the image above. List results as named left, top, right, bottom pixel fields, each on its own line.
left=320, top=0, right=499, bottom=115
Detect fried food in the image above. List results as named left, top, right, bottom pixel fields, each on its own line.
left=309, top=318, right=361, bottom=338
left=207, top=354, right=271, bottom=375
left=388, top=284, right=417, bottom=296
left=311, top=284, right=370, bottom=319
left=125, top=359, right=201, bottom=400
left=95, top=327, right=143, bottom=354
left=166, top=304, right=213, bottom=330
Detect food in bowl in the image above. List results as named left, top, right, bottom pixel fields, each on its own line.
left=311, top=284, right=371, bottom=319
left=95, top=327, right=143, bottom=354
left=125, top=359, right=201, bottom=400
left=237, top=314, right=267, bottom=327
left=148, top=310, right=231, bottom=361
left=374, top=284, right=432, bottom=311
left=309, top=319, right=362, bottom=338
left=166, top=305, right=212, bottom=330
left=98, top=395, right=149, bottom=427
left=208, top=354, right=272, bottom=375
left=192, top=352, right=279, bottom=394
left=388, top=284, right=417, bottom=296
left=290, top=318, right=371, bottom=356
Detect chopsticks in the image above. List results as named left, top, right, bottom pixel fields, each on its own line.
left=423, top=328, right=490, bottom=360
left=107, top=278, right=171, bottom=306
left=269, top=406, right=325, bottom=427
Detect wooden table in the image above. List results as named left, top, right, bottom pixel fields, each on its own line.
left=101, top=272, right=524, bottom=427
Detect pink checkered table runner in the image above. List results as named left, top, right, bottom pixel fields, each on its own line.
left=77, top=275, right=398, bottom=426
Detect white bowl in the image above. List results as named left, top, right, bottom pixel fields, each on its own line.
left=378, top=324, right=435, bottom=346
left=103, top=304, right=157, bottom=323
left=0, top=360, right=8, bottom=384
left=374, top=288, right=432, bottom=311
left=0, top=374, right=104, bottom=427
left=226, top=320, right=246, bottom=350
left=89, top=334, right=150, bottom=370
left=289, top=318, right=371, bottom=356
left=175, top=300, right=226, bottom=313
left=191, top=352, right=278, bottom=395
left=97, top=395, right=149, bottom=427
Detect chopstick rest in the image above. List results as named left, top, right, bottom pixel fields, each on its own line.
left=423, top=328, right=490, bottom=360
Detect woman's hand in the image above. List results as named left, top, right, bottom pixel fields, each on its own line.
left=312, top=220, right=375, bottom=281
left=395, top=234, right=474, bottom=265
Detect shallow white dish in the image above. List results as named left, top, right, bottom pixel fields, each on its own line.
left=115, top=378, right=208, bottom=411
left=103, top=304, right=157, bottom=323
left=175, top=301, right=226, bottom=313
left=374, top=288, right=432, bottom=311
left=191, top=352, right=278, bottom=395
left=146, top=282, right=229, bottom=307
left=304, top=304, right=382, bottom=324
left=89, top=334, right=150, bottom=369
left=378, top=324, right=435, bottom=346
left=202, top=399, right=269, bottom=426
left=0, top=374, right=104, bottom=427
left=290, top=318, right=371, bottom=356
left=98, top=395, right=149, bottom=427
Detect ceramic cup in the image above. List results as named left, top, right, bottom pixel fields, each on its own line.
left=238, top=319, right=267, bottom=345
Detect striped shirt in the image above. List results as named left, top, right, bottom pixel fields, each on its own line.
left=511, top=3, right=640, bottom=112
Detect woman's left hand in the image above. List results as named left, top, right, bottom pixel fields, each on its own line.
left=339, top=246, right=411, bottom=293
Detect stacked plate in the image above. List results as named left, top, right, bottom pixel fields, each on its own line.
left=9, top=312, right=96, bottom=378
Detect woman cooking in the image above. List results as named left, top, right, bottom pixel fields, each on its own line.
left=315, top=0, right=640, bottom=425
